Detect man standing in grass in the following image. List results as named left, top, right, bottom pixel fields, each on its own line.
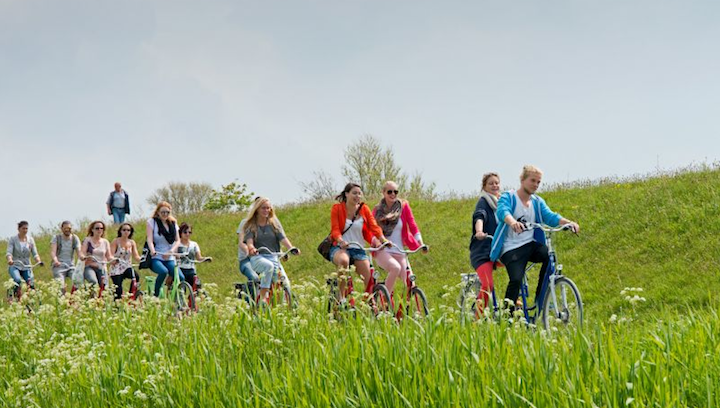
left=106, top=182, right=130, bottom=224
left=490, top=165, right=580, bottom=308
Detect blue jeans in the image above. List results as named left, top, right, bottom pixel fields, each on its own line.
left=328, top=246, right=369, bottom=265
left=250, top=255, right=289, bottom=289
left=239, top=258, right=259, bottom=299
left=8, top=266, right=34, bottom=288
left=111, top=207, right=126, bottom=224
left=150, top=259, right=180, bottom=297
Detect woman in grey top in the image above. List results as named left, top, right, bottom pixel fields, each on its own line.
left=6, top=221, right=43, bottom=295
left=146, top=201, right=180, bottom=297
left=244, top=197, right=300, bottom=303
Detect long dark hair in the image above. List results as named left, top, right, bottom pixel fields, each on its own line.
left=335, top=183, right=362, bottom=202
left=116, top=222, right=134, bottom=239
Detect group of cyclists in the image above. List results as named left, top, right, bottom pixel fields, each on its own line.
left=5, top=164, right=580, bottom=311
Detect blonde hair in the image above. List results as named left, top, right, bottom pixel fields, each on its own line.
left=520, top=165, right=543, bottom=181
left=243, top=197, right=281, bottom=236
left=151, top=201, right=177, bottom=222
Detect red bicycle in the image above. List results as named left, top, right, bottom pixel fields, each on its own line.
left=6, top=260, right=43, bottom=310
left=379, top=245, right=430, bottom=319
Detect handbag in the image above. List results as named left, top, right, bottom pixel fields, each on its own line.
left=318, top=205, right=361, bottom=261
left=138, top=242, right=152, bottom=270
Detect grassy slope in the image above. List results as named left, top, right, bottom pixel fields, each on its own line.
left=3, top=169, right=720, bottom=319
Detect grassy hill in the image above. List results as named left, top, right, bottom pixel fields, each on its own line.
left=3, top=168, right=720, bottom=319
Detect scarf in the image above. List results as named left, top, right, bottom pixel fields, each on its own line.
left=480, top=190, right=498, bottom=211
left=154, top=217, right=177, bottom=244
left=375, top=199, right=403, bottom=237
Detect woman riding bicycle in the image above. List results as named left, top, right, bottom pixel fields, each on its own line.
left=372, top=181, right=426, bottom=295
left=469, top=172, right=501, bottom=311
left=146, top=202, right=180, bottom=297
left=109, top=222, right=142, bottom=300
left=177, top=222, right=210, bottom=288
left=243, top=197, right=300, bottom=304
left=79, top=221, right=113, bottom=290
left=6, top=221, right=43, bottom=295
left=329, top=183, right=388, bottom=295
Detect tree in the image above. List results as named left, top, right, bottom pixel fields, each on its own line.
left=203, top=180, right=254, bottom=213
left=146, top=182, right=214, bottom=214
left=341, top=135, right=407, bottom=197
left=299, top=170, right=338, bottom=202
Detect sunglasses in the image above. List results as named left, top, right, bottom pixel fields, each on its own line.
left=386, top=190, right=399, bottom=195
left=183, top=231, right=193, bottom=235
left=121, top=228, right=131, bottom=232
left=93, top=226, right=105, bottom=230
left=159, top=210, right=170, bottom=215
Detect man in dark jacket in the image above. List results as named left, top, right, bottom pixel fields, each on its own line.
left=106, top=182, right=130, bottom=224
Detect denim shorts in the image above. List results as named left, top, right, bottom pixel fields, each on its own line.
left=328, top=246, right=369, bottom=265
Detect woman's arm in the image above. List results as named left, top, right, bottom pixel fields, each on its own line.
left=146, top=219, right=156, bottom=255
left=104, top=239, right=113, bottom=262
left=131, top=240, right=141, bottom=262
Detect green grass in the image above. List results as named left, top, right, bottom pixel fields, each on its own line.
left=2, top=168, right=720, bottom=407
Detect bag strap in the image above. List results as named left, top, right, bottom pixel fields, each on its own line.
left=341, top=204, right=362, bottom=235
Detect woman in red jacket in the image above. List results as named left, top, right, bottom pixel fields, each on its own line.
left=329, top=183, right=388, bottom=294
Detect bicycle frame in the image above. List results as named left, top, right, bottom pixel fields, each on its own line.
left=6, top=260, right=43, bottom=300
left=251, top=247, right=297, bottom=307
left=516, top=223, right=574, bottom=324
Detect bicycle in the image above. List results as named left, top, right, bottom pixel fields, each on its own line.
left=80, top=256, right=113, bottom=298
left=376, top=245, right=431, bottom=319
left=153, top=252, right=197, bottom=315
left=325, top=241, right=393, bottom=318
left=109, top=250, right=148, bottom=302
left=459, top=223, right=583, bottom=330
left=236, top=247, right=298, bottom=309
left=176, top=253, right=213, bottom=309
left=6, top=260, right=43, bottom=310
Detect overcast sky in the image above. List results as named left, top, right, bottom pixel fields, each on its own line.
left=2, top=0, right=719, bottom=237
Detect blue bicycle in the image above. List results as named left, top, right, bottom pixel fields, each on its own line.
left=459, top=222, right=583, bottom=330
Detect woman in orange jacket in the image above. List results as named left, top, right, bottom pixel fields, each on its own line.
left=329, top=183, right=388, bottom=294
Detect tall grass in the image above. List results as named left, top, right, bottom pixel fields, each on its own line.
left=1, top=280, right=718, bottom=407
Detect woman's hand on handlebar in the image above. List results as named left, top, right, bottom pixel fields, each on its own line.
left=247, top=245, right=258, bottom=256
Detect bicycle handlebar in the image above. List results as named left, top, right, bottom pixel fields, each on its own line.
left=524, top=222, right=577, bottom=233
left=11, top=260, right=44, bottom=269
left=345, top=241, right=392, bottom=253
left=84, top=255, right=115, bottom=265
left=256, top=247, right=299, bottom=259
left=155, top=252, right=212, bottom=264
left=394, top=244, right=430, bottom=255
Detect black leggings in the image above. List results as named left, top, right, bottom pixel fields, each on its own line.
left=111, top=268, right=139, bottom=300
left=500, top=241, right=549, bottom=305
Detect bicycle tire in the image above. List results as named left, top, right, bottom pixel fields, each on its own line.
left=406, top=287, right=429, bottom=318
left=541, top=276, right=583, bottom=331
left=174, top=281, right=196, bottom=314
left=371, top=284, right=392, bottom=316
left=459, top=279, right=481, bottom=325
left=283, top=285, right=293, bottom=308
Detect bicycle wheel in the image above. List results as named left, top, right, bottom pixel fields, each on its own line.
left=542, top=276, right=583, bottom=331
left=174, top=281, right=196, bottom=314
left=282, top=285, right=293, bottom=308
left=371, top=284, right=392, bottom=316
left=406, top=287, right=429, bottom=318
left=459, top=279, right=481, bottom=325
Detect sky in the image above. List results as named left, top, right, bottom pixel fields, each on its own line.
left=2, top=0, right=719, bottom=237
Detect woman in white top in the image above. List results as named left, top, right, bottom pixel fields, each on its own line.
left=79, top=220, right=113, bottom=291
left=146, top=201, right=180, bottom=297
left=177, top=222, right=210, bottom=289
left=6, top=220, right=43, bottom=295
left=372, top=181, right=427, bottom=295
left=109, top=223, right=142, bottom=300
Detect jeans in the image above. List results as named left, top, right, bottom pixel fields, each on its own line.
left=8, top=266, right=34, bottom=288
left=500, top=241, right=550, bottom=305
left=239, top=258, right=259, bottom=299
left=181, top=268, right=196, bottom=288
left=111, top=268, right=138, bottom=300
left=111, top=207, right=126, bottom=224
left=82, top=266, right=106, bottom=286
left=150, top=258, right=179, bottom=297
left=250, top=255, right=289, bottom=290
